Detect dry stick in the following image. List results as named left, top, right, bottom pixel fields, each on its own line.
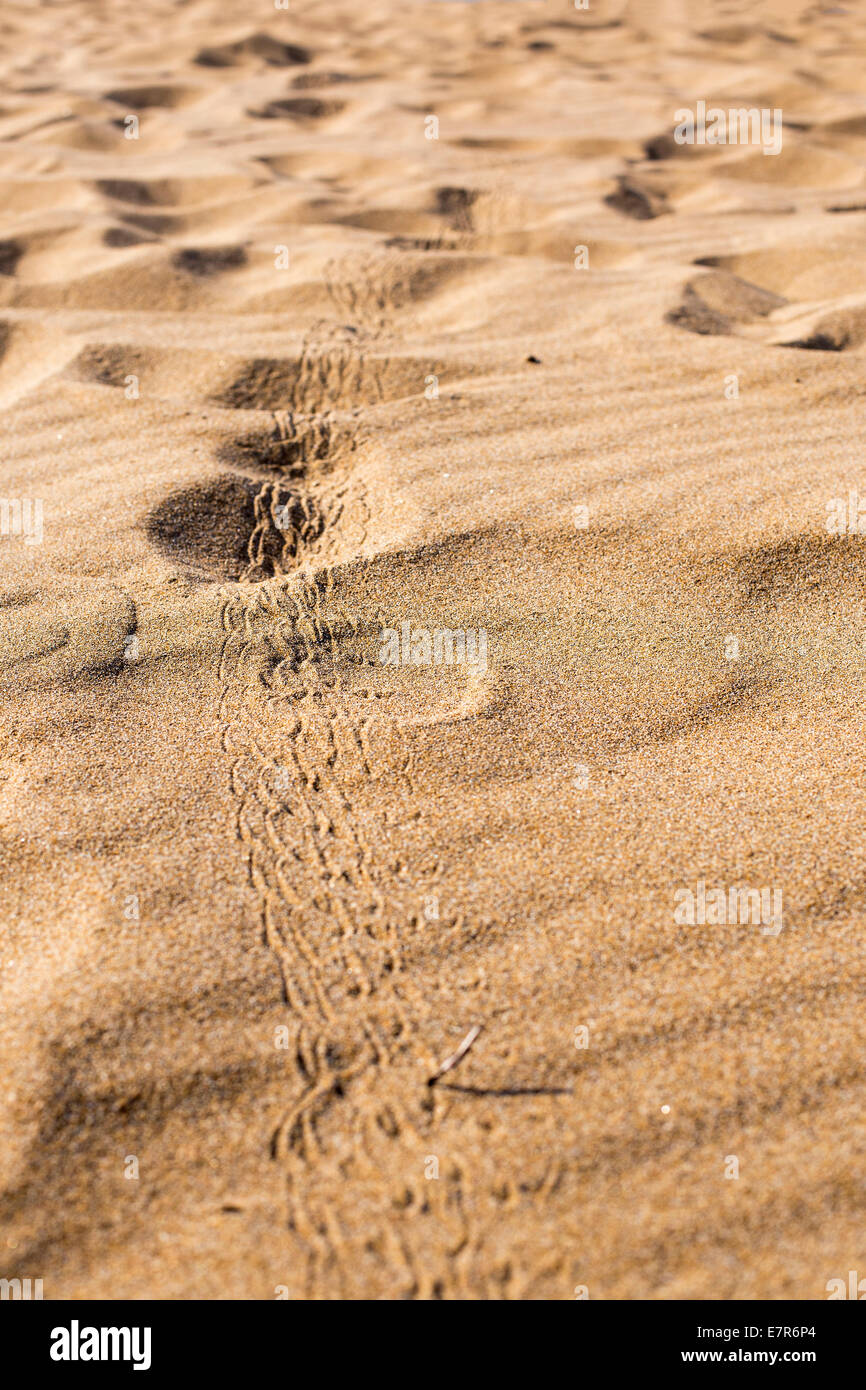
left=427, top=1023, right=483, bottom=1088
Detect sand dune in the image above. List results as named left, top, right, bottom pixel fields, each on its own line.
left=1, top=0, right=865, bottom=1300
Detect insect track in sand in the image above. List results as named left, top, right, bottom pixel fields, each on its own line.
left=213, top=254, right=498, bottom=1296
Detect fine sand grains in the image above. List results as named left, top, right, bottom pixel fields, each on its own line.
left=0, top=0, right=865, bottom=1299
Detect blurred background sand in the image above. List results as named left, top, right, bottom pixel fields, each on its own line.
left=0, top=0, right=865, bottom=1299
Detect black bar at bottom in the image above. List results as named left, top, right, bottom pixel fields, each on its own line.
left=4, top=1298, right=860, bottom=1377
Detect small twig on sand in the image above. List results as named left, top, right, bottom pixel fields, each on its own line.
left=427, top=1023, right=483, bottom=1087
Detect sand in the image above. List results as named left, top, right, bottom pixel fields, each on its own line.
left=0, top=0, right=865, bottom=1300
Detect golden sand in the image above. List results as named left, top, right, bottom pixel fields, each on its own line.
left=0, top=0, right=865, bottom=1299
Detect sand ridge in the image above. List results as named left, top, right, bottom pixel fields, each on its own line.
left=0, top=0, right=865, bottom=1299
